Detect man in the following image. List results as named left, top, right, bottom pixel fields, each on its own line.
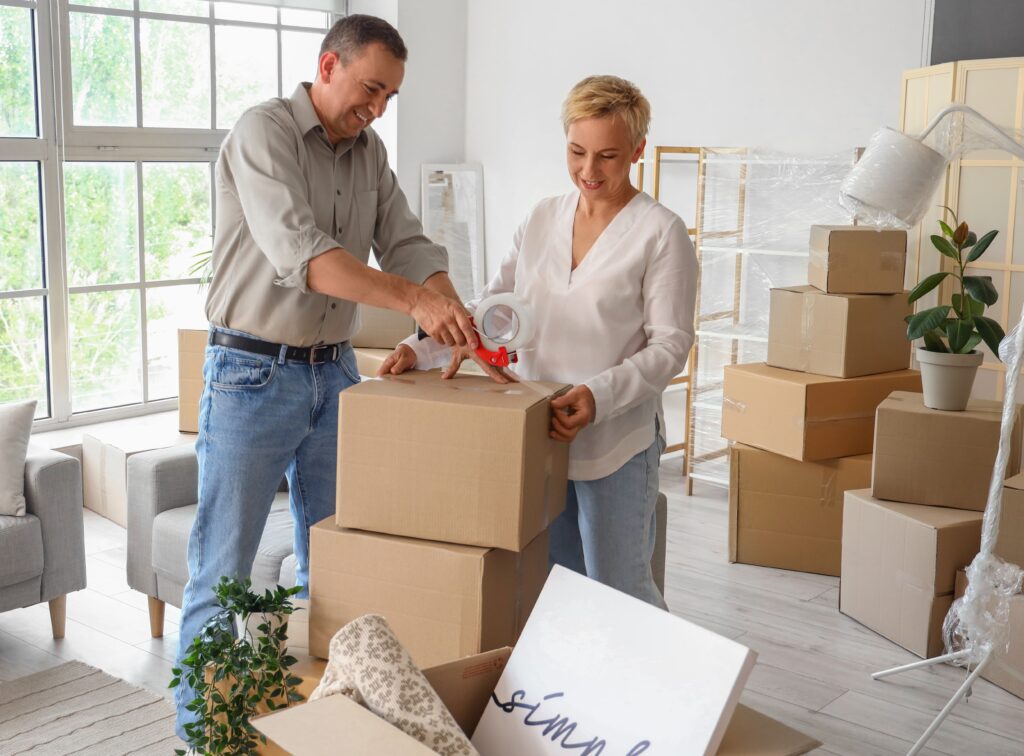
left=174, top=14, right=493, bottom=737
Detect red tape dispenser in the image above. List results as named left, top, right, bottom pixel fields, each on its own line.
left=418, top=293, right=535, bottom=369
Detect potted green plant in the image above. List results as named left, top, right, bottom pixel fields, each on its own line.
left=171, top=577, right=304, bottom=755
left=906, top=210, right=1004, bottom=411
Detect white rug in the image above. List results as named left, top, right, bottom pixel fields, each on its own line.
left=0, top=661, right=178, bottom=755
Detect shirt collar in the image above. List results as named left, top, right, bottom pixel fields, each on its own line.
left=290, top=82, right=368, bottom=149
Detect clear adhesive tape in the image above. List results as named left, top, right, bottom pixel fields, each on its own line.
left=475, top=293, right=535, bottom=353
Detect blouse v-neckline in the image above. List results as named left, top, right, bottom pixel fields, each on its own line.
left=565, top=191, right=646, bottom=284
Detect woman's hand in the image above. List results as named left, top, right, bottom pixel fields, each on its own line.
left=549, top=385, right=596, bottom=442
left=376, top=344, right=417, bottom=376
left=443, top=345, right=516, bottom=384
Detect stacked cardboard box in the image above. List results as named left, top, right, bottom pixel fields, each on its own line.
left=723, top=226, right=917, bottom=576
left=308, top=369, right=570, bottom=668
left=839, top=392, right=1022, bottom=658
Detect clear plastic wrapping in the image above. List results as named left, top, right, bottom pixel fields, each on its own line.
left=943, top=313, right=1024, bottom=664
left=685, top=149, right=858, bottom=487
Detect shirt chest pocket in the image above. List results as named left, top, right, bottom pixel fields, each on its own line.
left=352, top=189, right=378, bottom=258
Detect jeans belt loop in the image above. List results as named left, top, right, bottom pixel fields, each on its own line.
left=277, top=343, right=288, bottom=365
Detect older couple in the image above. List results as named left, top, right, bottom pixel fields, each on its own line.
left=176, top=10, right=695, bottom=742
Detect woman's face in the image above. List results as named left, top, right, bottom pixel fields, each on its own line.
left=566, top=115, right=644, bottom=201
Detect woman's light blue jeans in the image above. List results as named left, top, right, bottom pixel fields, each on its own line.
left=173, top=327, right=361, bottom=737
left=549, top=428, right=667, bottom=610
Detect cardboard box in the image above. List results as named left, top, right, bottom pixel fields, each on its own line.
left=351, top=304, right=416, bottom=349
left=259, top=645, right=818, bottom=755
left=954, top=568, right=1024, bottom=700
left=729, top=443, right=871, bottom=576
left=996, top=473, right=1024, bottom=567
left=82, top=428, right=195, bottom=527
left=840, top=489, right=983, bottom=657
left=873, top=392, right=1023, bottom=511
left=808, top=225, right=907, bottom=294
left=721, top=363, right=922, bottom=462
left=177, top=328, right=207, bottom=433
left=767, top=286, right=912, bottom=378
left=308, top=519, right=548, bottom=666
left=337, top=370, right=570, bottom=550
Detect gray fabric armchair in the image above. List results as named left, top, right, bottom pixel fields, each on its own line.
left=0, top=447, right=86, bottom=638
left=126, top=444, right=297, bottom=638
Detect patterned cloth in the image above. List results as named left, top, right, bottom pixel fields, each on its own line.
left=310, top=614, right=478, bottom=756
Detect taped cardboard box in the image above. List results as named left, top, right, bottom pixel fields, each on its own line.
left=729, top=443, right=871, bottom=576
left=873, top=392, right=1023, bottom=511
left=808, top=225, right=907, bottom=294
left=840, top=489, right=983, bottom=657
left=254, top=647, right=819, bottom=755
left=354, top=348, right=486, bottom=378
left=351, top=304, right=416, bottom=349
left=766, top=286, right=912, bottom=378
left=177, top=328, right=207, bottom=433
left=337, top=370, right=570, bottom=550
left=83, top=428, right=195, bottom=527
left=308, top=519, right=548, bottom=666
left=721, top=363, right=921, bottom=462
left=953, top=568, right=1024, bottom=699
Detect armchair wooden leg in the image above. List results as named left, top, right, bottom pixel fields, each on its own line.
left=148, top=596, right=165, bottom=638
left=48, top=595, right=66, bottom=639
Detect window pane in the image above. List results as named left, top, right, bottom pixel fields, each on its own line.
left=0, top=6, right=37, bottom=137
left=141, top=19, right=211, bottom=128
left=70, top=289, right=142, bottom=411
left=214, top=2, right=276, bottom=23
left=139, top=0, right=209, bottom=16
left=0, top=296, right=48, bottom=418
left=64, top=162, right=139, bottom=286
left=71, top=0, right=135, bottom=10
left=280, top=9, right=329, bottom=28
left=143, top=162, right=212, bottom=280
left=0, top=162, right=42, bottom=291
left=281, top=30, right=321, bottom=90
left=216, top=25, right=277, bottom=129
left=69, top=12, right=136, bottom=126
left=146, top=284, right=206, bottom=399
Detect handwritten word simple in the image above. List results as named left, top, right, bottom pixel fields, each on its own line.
left=491, top=689, right=651, bottom=755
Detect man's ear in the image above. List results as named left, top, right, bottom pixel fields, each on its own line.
left=318, top=51, right=340, bottom=83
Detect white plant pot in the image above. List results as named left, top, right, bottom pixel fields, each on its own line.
left=916, top=347, right=983, bottom=411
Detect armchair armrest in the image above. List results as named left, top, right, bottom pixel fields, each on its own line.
left=24, top=446, right=86, bottom=602
left=126, top=444, right=198, bottom=595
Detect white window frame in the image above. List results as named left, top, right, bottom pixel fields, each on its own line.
left=0, top=0, right=346, bottom=430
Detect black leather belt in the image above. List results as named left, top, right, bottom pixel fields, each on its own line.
left=211, top=332, right=347, bottom=364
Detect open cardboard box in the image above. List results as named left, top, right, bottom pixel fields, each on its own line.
left=254, top=648, right=820, bottom=755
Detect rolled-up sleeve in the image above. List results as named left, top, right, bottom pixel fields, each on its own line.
left=219, top=111, right=338, bottom=294
left=370, top=143, right=448, bottom=285
left=584, top=217, right=697, bottom=424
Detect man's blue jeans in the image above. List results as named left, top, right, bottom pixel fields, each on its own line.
left=549, top=428, right=667, bottom=610
left=173, top=327, right=360, bottom=737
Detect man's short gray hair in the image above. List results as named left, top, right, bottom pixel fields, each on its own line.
left=319, top=14, right=407, bottom=65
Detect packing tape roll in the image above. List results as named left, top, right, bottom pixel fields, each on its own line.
left=476, top=293, right=535, bottom=353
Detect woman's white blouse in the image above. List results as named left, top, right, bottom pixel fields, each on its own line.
left=408, top=190, right=697, bottom=481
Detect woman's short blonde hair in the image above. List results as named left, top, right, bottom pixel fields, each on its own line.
left=561, top=75, right=651, bottom=147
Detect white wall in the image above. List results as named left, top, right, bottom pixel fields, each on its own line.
left=464, top=0, right=932, bottom=275
left=352, top=0, right=468, bottom=218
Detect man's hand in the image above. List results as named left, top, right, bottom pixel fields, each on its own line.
left=410, top=287, right=477, bottom=348
left=442, top=345, right=516, bottom=384
left=376, top=344, right=417, bottom=376
left=549, top=385, right=596, bottom=442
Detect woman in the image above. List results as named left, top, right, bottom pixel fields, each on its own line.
left=379, top=75, right=697, bottom=608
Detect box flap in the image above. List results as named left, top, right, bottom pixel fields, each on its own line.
left=252, top=695, right=436, bottom=754
left=422, top=647, right=512, bottom=737
left=718, top=704, right=821, bottom=756
left=350, top=370, right=568, bottom=411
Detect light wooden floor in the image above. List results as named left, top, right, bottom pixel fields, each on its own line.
left=2, top=472, right=1023, bottom=754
